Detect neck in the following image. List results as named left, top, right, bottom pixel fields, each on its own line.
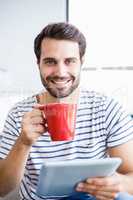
left=37, top=87, right=80, bottom=104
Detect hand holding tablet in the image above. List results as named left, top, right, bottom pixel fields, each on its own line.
left=36, top=157, right=122, bottom=197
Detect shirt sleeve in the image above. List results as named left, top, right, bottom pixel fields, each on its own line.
left=105, top=97, right=133, bottom=147
left=0, top=106, right=20, bottom=159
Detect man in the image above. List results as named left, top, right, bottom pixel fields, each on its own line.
left=0, top=22, right=133, bottom=200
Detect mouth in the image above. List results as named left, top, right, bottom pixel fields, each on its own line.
left=50, top=78, right=73, bottom=88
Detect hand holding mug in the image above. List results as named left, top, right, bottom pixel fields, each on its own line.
left=20, top=104, right=48, bottom=146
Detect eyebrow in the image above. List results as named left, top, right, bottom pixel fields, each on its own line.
left=42, top=57, right=78, bottom=62
left=42, top=57, right=56, bottom=61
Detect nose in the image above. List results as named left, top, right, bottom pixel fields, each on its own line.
left=55, top=61, right=68, bottom=76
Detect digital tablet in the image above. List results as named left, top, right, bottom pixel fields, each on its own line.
left=36, top=157, right=122, bottom=197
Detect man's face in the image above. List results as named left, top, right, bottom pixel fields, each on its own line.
left=38, top=38, right=82, bottom=98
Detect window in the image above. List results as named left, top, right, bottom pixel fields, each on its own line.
left=69, top=0, right=133, bottom=114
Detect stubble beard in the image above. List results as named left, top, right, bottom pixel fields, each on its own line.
left=40, top=74, right=80, bottom=98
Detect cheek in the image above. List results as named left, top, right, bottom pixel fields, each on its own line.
left=70, top=67, right=80, bottom=77
left=41, top=68, right=54, bottom=78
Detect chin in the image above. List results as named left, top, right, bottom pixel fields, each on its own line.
left=48, top=86, right=77, bottom=98
left=42, top=79, right=80, bottom=98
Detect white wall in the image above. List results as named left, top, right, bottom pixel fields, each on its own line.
left=69, top=0, right=133, bottom=114
left=0, top=0, right=67, bottom=92
left=0, top=0, right=67, bottom=132
left=80, top=69, right=133, bottom=114
left=69, top=0, right=133, bottom=67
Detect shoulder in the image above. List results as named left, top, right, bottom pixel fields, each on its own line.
left=80, top=88, right=119, bottom=107
left=80, top=88, right=108, bottom=106
left=79, top=88, right=124, bottom=118
left=8, top=94, right=37, bottom=118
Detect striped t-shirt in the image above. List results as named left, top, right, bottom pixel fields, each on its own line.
left=0, top=89, right=133, bottom=200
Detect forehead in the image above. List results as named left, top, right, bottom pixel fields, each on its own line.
left=40, top=38, right=80, bottom=58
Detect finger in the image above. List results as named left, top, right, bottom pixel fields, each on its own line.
left=76, top=182, right=96, bottom=191
left=33, top=124, right=48, bottom=133
left=31, top=109, right=43, bottom=117
left=94, top=190, right=118, bottom=200
left=24, top=109, right=42, bottom=120
left=30, top=116, right=45, bottom=125
left=31, top=116, right=48, bottom=129
left=88, top=182, right=121, bottom=193
left=22, top=113, right=43, bottom=126
left=96, top=194, right=114, bottom=200
left=76, top=186, right=115, bottom=200
left=76, top=182, right=121, bottom=193
left=33, top=103, right=45, bottom=110
left=86, top=175, right=120, bottom=186
left=32, top=104, right=46, bottom=119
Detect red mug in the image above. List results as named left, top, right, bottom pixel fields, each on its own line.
left=39, top=103, right=77, bottom=141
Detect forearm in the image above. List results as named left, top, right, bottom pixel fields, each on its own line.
left=0, top=136, right=31, bottom=196
left=0, top=106, right=46, bottom=197
left=120, top=172, right=133, bottom=194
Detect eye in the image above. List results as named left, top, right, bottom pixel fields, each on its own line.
left=65, top=58, right=77, bottom=65
left=43, top=59, right=57, bottom=66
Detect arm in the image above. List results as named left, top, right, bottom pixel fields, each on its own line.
left=0, top=137, right=31, bottom=196
left=76, top=140, right=133, bottom=200
left=76, top=98, right=133, bottom=200
left=0, top=104, right=47, bottom=197
left=108, top=140, right=133, bottom=194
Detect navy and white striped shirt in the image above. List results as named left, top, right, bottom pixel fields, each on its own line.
left=0, top=89, right=133, bottom=200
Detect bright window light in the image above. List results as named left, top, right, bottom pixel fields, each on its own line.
left=69, top=0, right=133, bottom=114
left=69, top=0, right=133, bottom=68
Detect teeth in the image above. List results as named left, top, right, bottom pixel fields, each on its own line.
left=51, top=79, right=72, bottom=87
left=53, top=80, right=70, bottom=84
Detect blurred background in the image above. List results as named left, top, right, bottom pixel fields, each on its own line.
left=69, top=0, right=133, bottom=116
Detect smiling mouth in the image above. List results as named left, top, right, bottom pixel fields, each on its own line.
left=50, top=79, right=72, bottom=88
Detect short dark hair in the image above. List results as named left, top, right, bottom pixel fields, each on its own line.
left=34, top=22, right=86, bottom=63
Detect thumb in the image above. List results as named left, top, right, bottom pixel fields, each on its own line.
left=33, top=104, right=46, bottom=119
left=33, top=103, right=45, bottom=110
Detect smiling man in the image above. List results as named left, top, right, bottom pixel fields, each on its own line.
left=38, top=38, right=81, bottom=98
left=0, top=22, right=133, bottom=200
